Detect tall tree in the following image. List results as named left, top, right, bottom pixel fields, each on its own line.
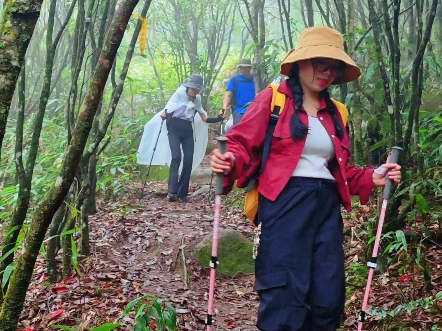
left=305, top=0, right=314, bottom=27
left=0, top=0, right=77, bottom=288
left=238, top=0, right=266, bottom=92
left=0, top=1, right=140, bottom=329
left=0, top=0, right=44, bottom=161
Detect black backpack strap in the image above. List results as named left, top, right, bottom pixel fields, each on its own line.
left=245, top=105, right=281, bottom=191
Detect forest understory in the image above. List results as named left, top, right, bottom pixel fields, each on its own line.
left=15, top=170, right=442, bottom=331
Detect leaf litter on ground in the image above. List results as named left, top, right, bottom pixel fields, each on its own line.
left=15, top=164, right=442, bottom=330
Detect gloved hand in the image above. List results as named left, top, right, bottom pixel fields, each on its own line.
left=206, top=114, right=224, bottom=123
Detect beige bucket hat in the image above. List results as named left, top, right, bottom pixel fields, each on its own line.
left=280, top=26, right=361, bottom=84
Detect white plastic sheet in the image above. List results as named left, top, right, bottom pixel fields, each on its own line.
left=137, top=111, right=208, bottom=173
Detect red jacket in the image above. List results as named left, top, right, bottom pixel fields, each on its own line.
left=223, top=81, right=374, bottom=212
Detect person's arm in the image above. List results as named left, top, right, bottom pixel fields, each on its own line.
left=223, top=91, right=233, bottom=112
left=343, top=126, right=400, bottom=204
left=223, top=77, right=235, bottom=115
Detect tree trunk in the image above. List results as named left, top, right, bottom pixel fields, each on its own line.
left=47, top=203, right=67, bottom=283
left=0, top=1, right=140, bottom=329
left=367, top=0, right=395, bottom=141
left=403, top=0, right=439, bottom=156
left=78, top=0, right=152, bottom=256
left=251, top=0, right=266, bottom=91
left=0, top=0, right=75, bottom=286
left=305, top=0, right=314, bottom=27
left=347, top=1, right=364, bottom=166
left=0, top=0, right=44, bottom=161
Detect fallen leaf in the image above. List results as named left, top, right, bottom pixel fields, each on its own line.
left=38, top=273, right=47, bottom=284
left=175, top=308, right=190, bottom=314
left=49, top=309, right=65, bottom=320
left=53, top=285, right=68, bottom=294
left=399, top=275, right=410, bottom=282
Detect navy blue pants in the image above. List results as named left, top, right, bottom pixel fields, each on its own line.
left=254, top=177, right=345, bottom=331
left=167, top=118, right=194, bottom=200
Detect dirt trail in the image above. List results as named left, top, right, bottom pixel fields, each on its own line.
left=90, top=180, right=258, bottom=330
left=19, top=176, right=442, bottom=331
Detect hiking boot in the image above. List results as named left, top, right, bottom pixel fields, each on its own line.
left=167, top=193, right=177, bottom=201
left=178, top=197, right=188, bottom=203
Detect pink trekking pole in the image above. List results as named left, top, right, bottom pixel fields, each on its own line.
left=358, top=146, right=402, bottom=330
left=205, top=136, right=228, bottom=330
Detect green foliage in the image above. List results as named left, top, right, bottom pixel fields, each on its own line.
left=345, top=262, right=369, bottom=300
left=121, top=295, right=177, bottom=331
left=52, top=323, right=120, bottom=331
left=380, top=230, right=409, bottom=269
left=367, top=291, right=442, bottom=319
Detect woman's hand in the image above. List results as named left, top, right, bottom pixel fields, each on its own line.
left=160, top=111, right=167, bottom=118
left=210, top=149, right=235, bottom=174
left=372, top=163, right=402, bottom=186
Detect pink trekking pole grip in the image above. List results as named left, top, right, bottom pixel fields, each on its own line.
left=216, top=136, right=228, bottom=195
left=382, top=146, right=402, bottom=200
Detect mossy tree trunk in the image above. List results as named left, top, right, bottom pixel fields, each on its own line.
left=0, top=0, right=44, bottom=161
left=79, top=0, right=152, bottom=257
left=47, top=203, right=67, bottom=283
left=0, top=0, right=77, bottom=290
left=0, top=1, right=140, bottom=329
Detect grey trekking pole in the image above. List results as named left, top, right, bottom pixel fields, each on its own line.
left=205, top=136, right=228, bottom=330
left=358, top=146, right=402, bottom=330
left=207, top=110, right=226, bottom=200
left=140, top=115, right=166, bottom=198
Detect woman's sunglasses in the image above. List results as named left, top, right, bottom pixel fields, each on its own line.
left=311, top=58, right=344, bottom=77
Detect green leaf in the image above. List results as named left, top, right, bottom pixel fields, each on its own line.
left=89, top=323, right=121, bottom=331
left=365, top=62, right=378, bottom=80
left=415, top=194, right=429, bottom=214
left=2, top=263, right=16, bottom=289
left=4, top=225, right=20, bottom=238
left=51, top=325, right=77, bottom=331
left=123, top=296, right=146, bottom=316
left=135, top=303, right=147, bottom=319
left=369, top=139, right=388, bottom=152
left=395, top=230, right=407, bottom=251
left=60, top=227, right=81, bottom=236
left=0, top=246, right=20, bottom=264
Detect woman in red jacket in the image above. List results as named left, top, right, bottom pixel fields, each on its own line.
left=210, top=27, right=401, bottom=331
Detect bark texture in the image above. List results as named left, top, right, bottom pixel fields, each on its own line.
left=0, top=0, right=44, bottom=161
left=0, top=1, right=140, bottom=329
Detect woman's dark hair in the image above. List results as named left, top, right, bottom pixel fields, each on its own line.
left=287, top=62, right=344, bottom=141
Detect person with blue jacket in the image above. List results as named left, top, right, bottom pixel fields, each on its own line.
left=222, top=59, right=262, bottom=128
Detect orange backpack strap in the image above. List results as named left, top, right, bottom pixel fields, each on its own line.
left=268, top=84, right=286, bottom=115
left=331, top=98, right=349, bottom=126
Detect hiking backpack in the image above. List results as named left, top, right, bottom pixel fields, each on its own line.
left=243, top=84, right=349, bottom=225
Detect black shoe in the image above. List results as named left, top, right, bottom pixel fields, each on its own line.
left=167, top=193, right=177, bottom=201
left=178, top=197, right=188, bottom=203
